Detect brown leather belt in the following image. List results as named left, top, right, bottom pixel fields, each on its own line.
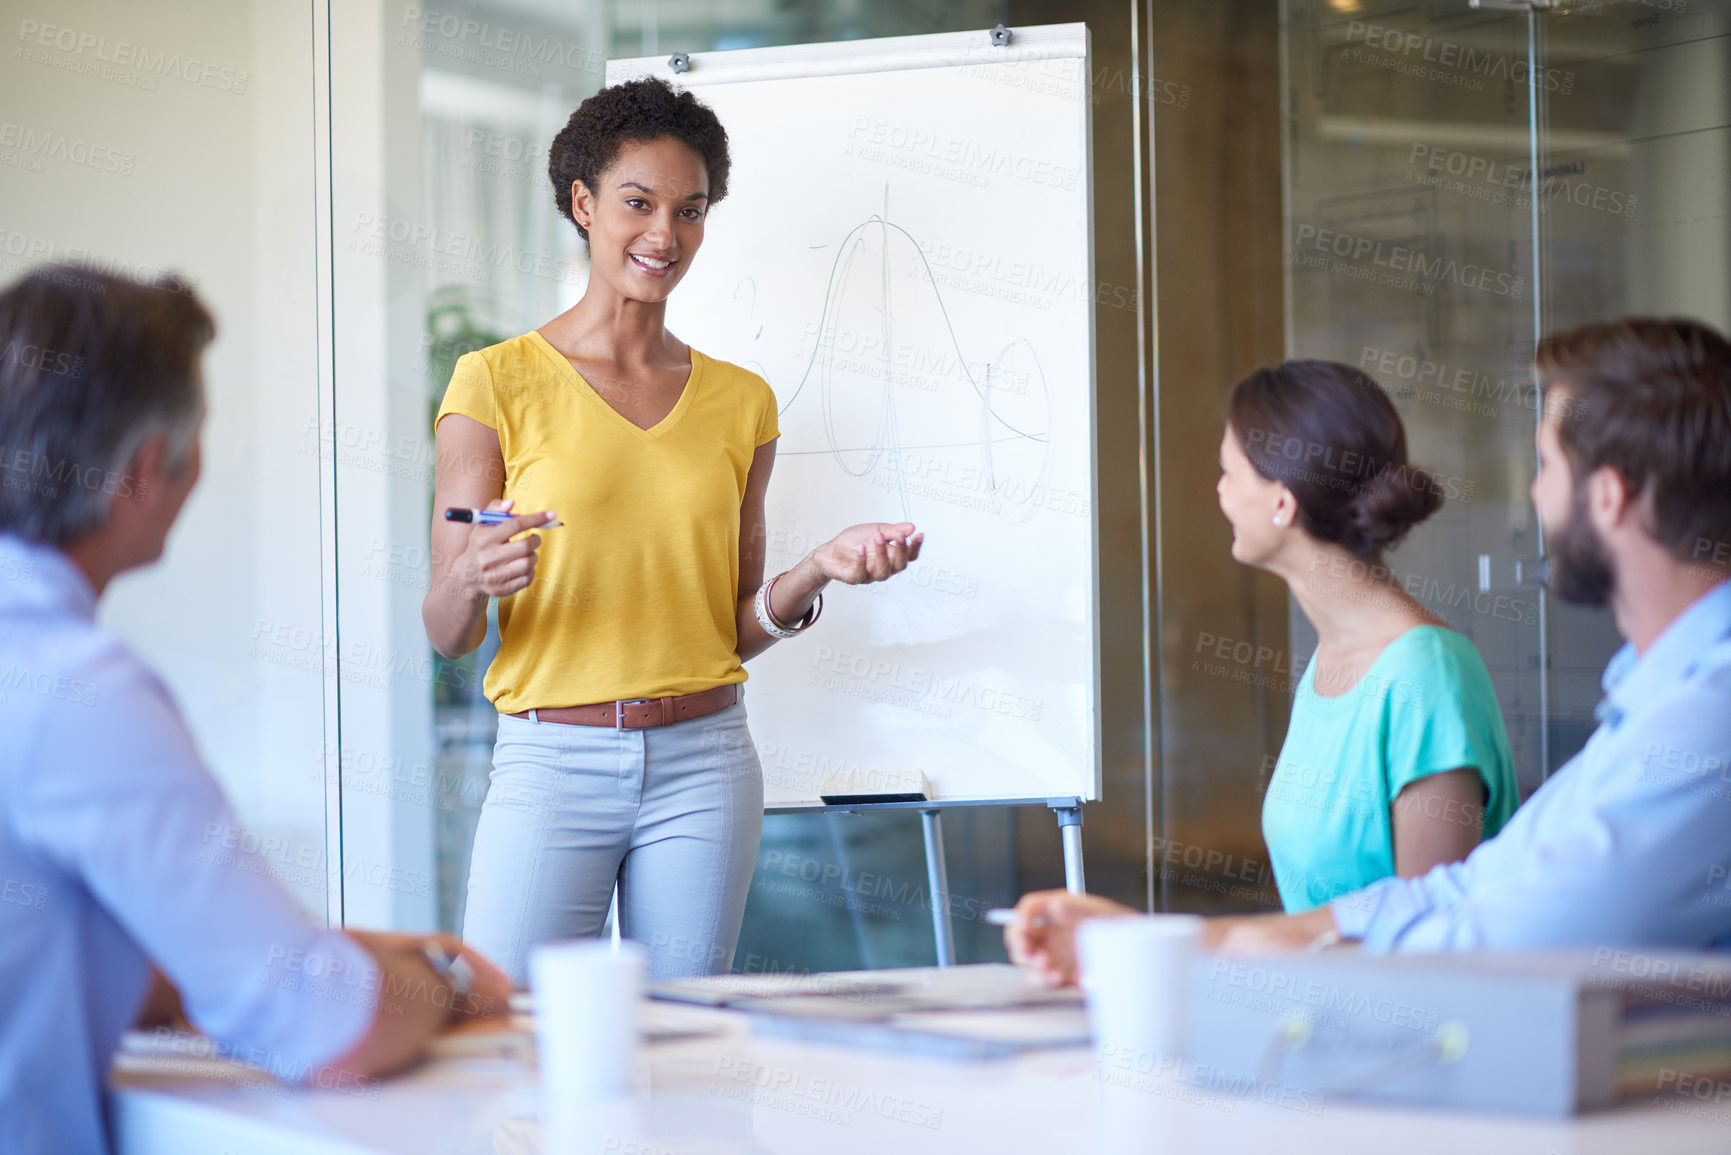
left=509, top=684, right=739, bottom=730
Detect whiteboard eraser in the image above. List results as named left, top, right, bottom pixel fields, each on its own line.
left=819, top=769, right=933, bottom=804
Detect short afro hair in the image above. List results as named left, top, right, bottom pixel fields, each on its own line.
left=548, top=77, right=731, bottom=241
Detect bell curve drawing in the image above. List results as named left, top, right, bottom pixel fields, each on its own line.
left=609, top=24, right=1099, bottom=806
left=775, top=213, right=1058, bottom=530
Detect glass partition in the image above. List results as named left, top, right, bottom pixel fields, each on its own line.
left=1280, top=0, right=1731, bottom=786
left=1532, top=0, right=1731, bottom=764
left=1280, top=0, right=1548, bottom=794
left=1188, top=0, right=1731, bottom=925
left=1153, top=0, right=1553, bottom=919
left=325, top=0, right=602, bottom=932
left=0, top=0, right=334, bottom=915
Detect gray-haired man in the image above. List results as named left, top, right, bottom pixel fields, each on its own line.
left=0, top=266, right=510, bottom=1155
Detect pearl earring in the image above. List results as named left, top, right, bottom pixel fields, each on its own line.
left=1273, top=515, right=1284, bottom=527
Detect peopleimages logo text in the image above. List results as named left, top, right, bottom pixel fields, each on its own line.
left=1293, top=224, right=1524, bottom=300
left=16, top=20, right=250, bottom=92
left=1345, top=20, right=1574, bottom=94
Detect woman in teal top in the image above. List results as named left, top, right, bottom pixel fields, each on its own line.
left=1217, top=360, right=1519, bottom=912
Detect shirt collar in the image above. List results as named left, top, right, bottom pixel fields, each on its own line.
left=0, top=532, right=98, bottom=622
left=1598, top=579, right=1731, bottom=727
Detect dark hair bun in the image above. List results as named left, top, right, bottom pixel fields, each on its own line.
left=1346, top=464, right=1444, bottom=557
left=1228, top=359, right=1446, bottom=560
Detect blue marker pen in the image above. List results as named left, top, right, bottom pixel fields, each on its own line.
left=444, top=508, right=563, bottom=528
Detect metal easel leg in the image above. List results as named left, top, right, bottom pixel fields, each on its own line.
left=920, top=809, right=956, bottom=967
left=1053, top=803, right=1085, bottom=894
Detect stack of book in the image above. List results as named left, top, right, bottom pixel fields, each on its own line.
left=1613, top=954, right=1731, bottom=1101
left=1188, top=949, right=1731, bottom=1116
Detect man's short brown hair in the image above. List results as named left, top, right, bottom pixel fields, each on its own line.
left=1536, top=318, right=1731, bottom=564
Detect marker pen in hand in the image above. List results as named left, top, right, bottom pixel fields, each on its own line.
left=444, top=508, right=562, bottom=528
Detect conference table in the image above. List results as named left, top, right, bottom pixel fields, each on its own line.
left=110, top=969, right=1730, bottom=1155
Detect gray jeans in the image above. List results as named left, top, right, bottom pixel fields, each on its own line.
left=460, top=699, right=763, bottom=984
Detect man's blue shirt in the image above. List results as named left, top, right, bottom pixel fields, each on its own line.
left=1335, top=580, right=1731, bottom=952
left=0, top=534, right=375, bottom=1155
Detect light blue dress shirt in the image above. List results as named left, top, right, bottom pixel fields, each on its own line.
left=1334, top=579, right=1731, bottom=952
left=0, top=534, right=376, bottom=1155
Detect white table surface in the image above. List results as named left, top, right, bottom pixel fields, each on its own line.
left=110, top=971, right=1731, bottom=1155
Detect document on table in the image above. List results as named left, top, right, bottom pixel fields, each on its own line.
left=652, top=963, right=1090, bottom=1060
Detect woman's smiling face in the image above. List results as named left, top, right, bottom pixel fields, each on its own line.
left=572, top=135, right=710, bottom=304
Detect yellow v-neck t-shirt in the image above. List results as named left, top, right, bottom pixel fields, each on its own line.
left=435, top=331, right=779, bottom=711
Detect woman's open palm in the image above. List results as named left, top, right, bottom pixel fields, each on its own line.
left=810, top=522, right=924, bottom=585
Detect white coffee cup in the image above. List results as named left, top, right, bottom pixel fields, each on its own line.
left=1077, top=914, right=1205, bottom=1066
left=530, top=939, right=646, bottom=1108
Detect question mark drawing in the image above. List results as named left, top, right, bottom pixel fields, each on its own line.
left=733, top=277, right=762, bottom=340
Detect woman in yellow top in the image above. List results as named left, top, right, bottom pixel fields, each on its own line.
left=424, top=78, right=922, bottom=983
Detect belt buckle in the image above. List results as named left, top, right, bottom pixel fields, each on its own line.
left=614, top=698, right=653, bottom=731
